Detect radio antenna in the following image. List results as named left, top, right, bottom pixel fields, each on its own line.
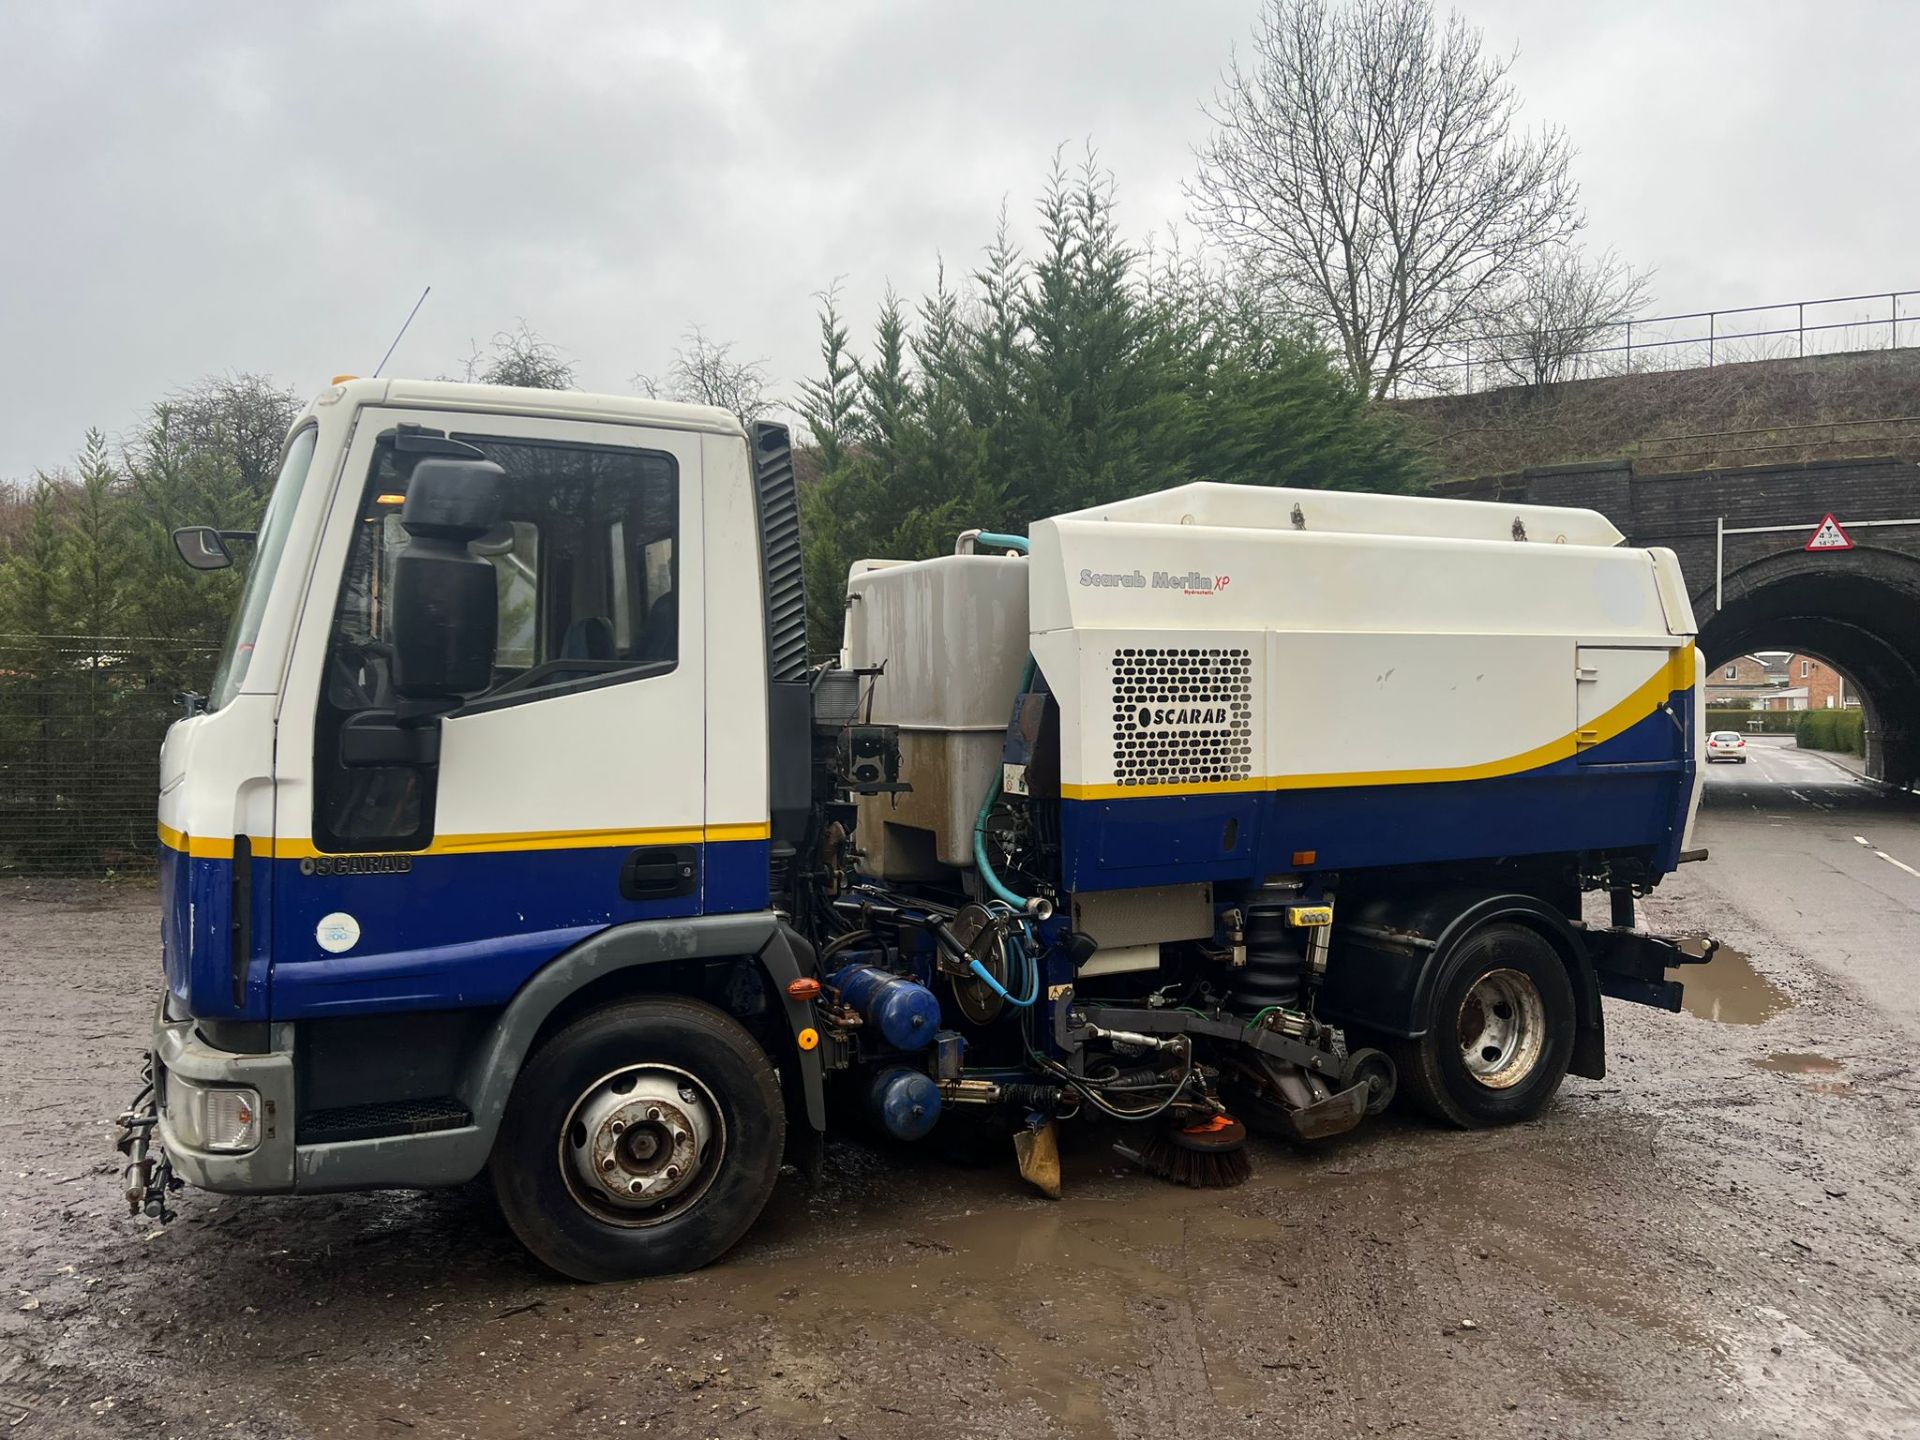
left=372, top=285, right=431, bottom=378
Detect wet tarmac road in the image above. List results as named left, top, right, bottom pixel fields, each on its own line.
left=4, top=745, right=1920, bottom=1439
left=1697, top=736, right=1920, bottom=1035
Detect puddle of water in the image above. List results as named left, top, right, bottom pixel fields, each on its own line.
left=704, top=1174, right=1279, bottom=1434
left=293, top=1150, right=1296, bottom=1440
left=1676, top=941, right=1789, bottom=1025
left=1752, top=1051, right=1842, bottom=1076
left=1750, top=1051, right=1852, bottom=1094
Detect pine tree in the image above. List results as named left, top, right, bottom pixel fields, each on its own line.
left=910, top=261, right=993, bottom=525
left=797, top=283, right=861, bottom=474
left=0, top=477, right=69, bottom=831
left=0, top=477, right=64, bottom=642
left=57, top=429, right=127, bottom=640
left=958, top=206, right=1029, bottom=503
left=858, top=289, right=914, bottom=482
left=122, top=402, right=251, bottom=647
left=795, top=155, right=1425, bottom=651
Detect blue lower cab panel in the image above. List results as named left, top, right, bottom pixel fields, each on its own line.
left=160, top=845, right=272, bottom=1020
left=1063, top=753, right=1692, bottom=892
left=157, top=837, right=770, bottom=1022
left=268, top=838, right=771, bottom=1019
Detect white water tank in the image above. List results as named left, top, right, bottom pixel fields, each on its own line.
left=842, top=554, right=1029, bottom=878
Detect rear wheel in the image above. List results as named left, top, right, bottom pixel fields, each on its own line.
left=1391, top=923, right=1575, bottom=1129
left=491, top=997, right=784, bottom=1281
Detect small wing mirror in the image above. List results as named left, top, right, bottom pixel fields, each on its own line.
left=172, top=526, right=234, bottom=571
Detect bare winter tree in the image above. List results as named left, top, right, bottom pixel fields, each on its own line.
left=634, top=327, right=772, bottom=429
left=1188, top=0, right=1583, bottom=398
left=460, top=320, right=576, bottom=390
left=1475, top=246, right=1654, bottom=389
left=155, top=373, right=302, bottom=500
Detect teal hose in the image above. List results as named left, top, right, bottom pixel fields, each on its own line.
left=974, top=654, right=1038, bottom=909
left=974, top=531, right=1029, bottom=554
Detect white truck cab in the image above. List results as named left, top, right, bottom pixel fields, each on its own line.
left=141, top=382, right=816, bottom=1248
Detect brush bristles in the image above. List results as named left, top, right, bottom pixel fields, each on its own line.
left=1131, top=1129, right=1254, bottom=1189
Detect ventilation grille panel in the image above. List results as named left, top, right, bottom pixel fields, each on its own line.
left=1110, top=647, right=1253, bottom=787
left=751, top=422, right=808, bottom=681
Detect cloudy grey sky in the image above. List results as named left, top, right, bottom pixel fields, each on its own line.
left=1, top=0, right=1914, bottom=480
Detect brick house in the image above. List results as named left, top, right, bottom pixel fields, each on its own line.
left=1705, top=654, right=1788, bottom=708
left=1791, top=655, right=1853, bottom=710
left=1704, top=652, right=1857, bottom=710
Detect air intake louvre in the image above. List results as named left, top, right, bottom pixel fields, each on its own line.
left=1110, top=647, right=1253, bottom=787
left=751, top=422, right=808, bottom=682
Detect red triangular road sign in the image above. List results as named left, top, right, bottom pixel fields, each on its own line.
left=1805, top=514, right=1853, bottom=551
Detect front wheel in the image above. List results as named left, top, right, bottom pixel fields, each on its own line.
left=491, top=996, right=785, bottom=1281
left=1390, top=923, right=1575, bottom=1129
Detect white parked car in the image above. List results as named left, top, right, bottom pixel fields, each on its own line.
left=1706, top=730, right=1749, bottom=763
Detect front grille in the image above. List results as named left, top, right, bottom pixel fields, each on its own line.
left=299, top=1097, right=470, bottom=1145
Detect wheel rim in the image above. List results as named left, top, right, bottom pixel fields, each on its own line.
left=558, top=1063, right=724, bottom=1227
left=1456, top=967, right=1546, bottom=1090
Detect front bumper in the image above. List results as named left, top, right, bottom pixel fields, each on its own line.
left=144, top=997, right=297, bottom=1193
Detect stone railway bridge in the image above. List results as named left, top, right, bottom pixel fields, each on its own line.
left=1443, top=457, right=1920, bottom=785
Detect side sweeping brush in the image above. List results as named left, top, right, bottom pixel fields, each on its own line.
left=1120, top=1114, right=1252, bottom=1189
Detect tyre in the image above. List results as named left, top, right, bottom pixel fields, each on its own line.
left=1390, top=922, right=1575, bottom=1129
left=491, top=996, right=785, bottom=1281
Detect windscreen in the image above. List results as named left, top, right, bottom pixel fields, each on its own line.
left=206, top=425, right=318, bottom=711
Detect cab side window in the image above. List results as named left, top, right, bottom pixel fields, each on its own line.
left=313, top=432, right=678, bottom=852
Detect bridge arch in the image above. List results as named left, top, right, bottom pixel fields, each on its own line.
left=1695, top=544, right=1920, bottom=785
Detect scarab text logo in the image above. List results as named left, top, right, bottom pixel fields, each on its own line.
left=300, top=854, right=414, bottom=877
left=1136, top=706, right=1230, bottom=728
left=1079, top=568, right=1146, bottom=588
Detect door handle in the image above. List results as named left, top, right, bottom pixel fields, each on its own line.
left=620, top=845, right=698, bottom=901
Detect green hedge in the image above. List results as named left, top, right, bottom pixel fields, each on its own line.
left=1794, top=709, right=1865, bottom=755
left=1704, top=708, right=1799, bottom=735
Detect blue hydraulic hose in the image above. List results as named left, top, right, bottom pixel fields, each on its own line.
left=967, top=921, right=1040, bottom=1008
left=967, top=955, right=1035, bottom=1008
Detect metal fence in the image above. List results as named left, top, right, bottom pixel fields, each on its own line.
left=0, top=635, right=215, bottom=875
left=1401, top=288, right=1920, bottom=396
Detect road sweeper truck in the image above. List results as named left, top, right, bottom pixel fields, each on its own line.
left=117, top=379, right=1713, bottom=1279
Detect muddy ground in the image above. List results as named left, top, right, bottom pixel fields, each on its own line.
left=4, top=751, right=1919, bottom=1438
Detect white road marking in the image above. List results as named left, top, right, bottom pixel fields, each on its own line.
left=1853, top=833, right=1920, bottom=878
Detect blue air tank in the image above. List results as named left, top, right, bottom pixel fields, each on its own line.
left=829, top=963, right=940, bottom=1051
left=869, top=1068, right=942, bottom=1141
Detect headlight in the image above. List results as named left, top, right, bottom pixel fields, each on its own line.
left=167, top=1077, right=262, bottom=1153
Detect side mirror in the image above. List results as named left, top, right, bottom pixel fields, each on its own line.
left=173, top=526, right=234, bottom=571
left=389, top=457, right=505, bottom=706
